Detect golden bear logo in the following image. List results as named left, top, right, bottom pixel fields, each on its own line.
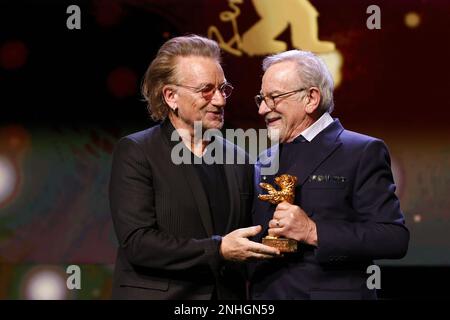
left=208, top=0, right=343, bottom=86
left=241, top=0, right=335, bottom=56
left=258, top=174, right=298, bottom=205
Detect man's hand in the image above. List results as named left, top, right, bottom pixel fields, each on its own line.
left=268, top=201, right=318, bottom=246
left=220, top=225, right=281, bottom=262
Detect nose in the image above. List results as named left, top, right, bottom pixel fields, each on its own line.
left=211, top=88, right=226, bottom=107
left=258, top=100, right=271, bottom=116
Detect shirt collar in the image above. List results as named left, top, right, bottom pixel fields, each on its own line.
left=296, top=112, right=334, bottom=142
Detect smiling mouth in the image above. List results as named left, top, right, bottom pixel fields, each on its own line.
left=266, top=117, right=281, bottom=125
left=207, top=110, right=223, bottom=115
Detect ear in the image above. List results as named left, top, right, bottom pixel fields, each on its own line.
left=304, top=87, right=321, bottom=115
left=162, top=85, right=178, bottom=111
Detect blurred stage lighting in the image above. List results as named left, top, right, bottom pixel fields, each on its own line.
left=414, top=214, right=422, bottom=223
left=405, top=12, right=421, bottom=28
left=0, top=155, right=16, bottom=205
left=0, top=41, right=28, bottom=70
left=21, top=266, right=68, bottom=300
left=107, top=67, right=137, bottom=98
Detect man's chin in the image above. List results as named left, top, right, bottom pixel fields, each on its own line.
left=203, top=120, right=223, bottom=131
left=267, top=127, right=283, bottom=142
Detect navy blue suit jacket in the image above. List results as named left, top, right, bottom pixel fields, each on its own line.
left=250, top=119, right=409, bottom=300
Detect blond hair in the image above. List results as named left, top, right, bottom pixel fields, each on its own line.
left=142, top=35, right=222, bottom=121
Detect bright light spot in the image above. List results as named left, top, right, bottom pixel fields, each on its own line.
left=23, top=267, right=67, bottom=300
left=0, top=156, right=16, bottom=204
left=405, top=12, right=421, bottom=28
left=413, top=214, right=422, bottom=223
left=318, top=49, right=344, bottom=88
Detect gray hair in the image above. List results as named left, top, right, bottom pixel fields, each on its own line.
left=262, top=50, right=334, bottom=113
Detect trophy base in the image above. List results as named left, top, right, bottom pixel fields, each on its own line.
left=262, top=236, right=297, bottom=253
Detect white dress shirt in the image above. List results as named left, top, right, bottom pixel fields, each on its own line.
left=298, top=112, right=334, bottom=142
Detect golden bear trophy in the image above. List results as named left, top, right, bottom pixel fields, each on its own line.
left=258, top=174, right=298, bottom=253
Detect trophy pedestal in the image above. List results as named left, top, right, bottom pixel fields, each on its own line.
left=262, top=236, right=297, bottom=253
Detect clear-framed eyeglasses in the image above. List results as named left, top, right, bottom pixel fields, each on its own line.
left=254, top=87, right=307, bottom=109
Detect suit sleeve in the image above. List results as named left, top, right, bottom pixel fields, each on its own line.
left=109, top=137, right=222, bottom=273
left=314, top=139, right=410, bottom=263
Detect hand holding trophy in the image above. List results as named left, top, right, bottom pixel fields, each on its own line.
left=258, top=174, right=298, bottom=252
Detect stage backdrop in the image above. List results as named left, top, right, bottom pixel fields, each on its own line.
left=0, top=0, right=449, bottom=299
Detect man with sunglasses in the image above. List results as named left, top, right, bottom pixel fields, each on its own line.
left=109, top=35, right=279, bottom=300
left=250, top=50, right=409, bottom=299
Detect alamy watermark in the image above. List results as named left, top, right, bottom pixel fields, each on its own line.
left=66, top=5, right=380, bottom=31
left=170, top=121, right=280, bottom=175
left=366, top=264, right=381, bottom=289
left=366, top=5, right=381, bottom=30
left=66, top=265, right=81, bottom=290
left=66, top=5, right=81, bottom=30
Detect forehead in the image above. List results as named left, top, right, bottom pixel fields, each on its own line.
left=175, top=56, right=224, bottom=85
left=262, top=60, right=300, bottom=92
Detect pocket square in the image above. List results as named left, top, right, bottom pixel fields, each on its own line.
left=308, top=175, right=347, bottom=183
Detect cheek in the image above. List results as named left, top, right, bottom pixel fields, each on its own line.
left=179, top=99, right=204, bottom=121
left=276, top=113, right=288, bottom=129
left=194, top=102, right=209, bottom=117
left=178, top=105, right=191, bottom=118
left=284, top=110, right=302, bottom=128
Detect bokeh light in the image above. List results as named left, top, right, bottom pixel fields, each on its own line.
left=0, top=40, right=28, bottom=70
left=107, top=67, right=138, bottom=98
left=93, top=0, right=124, bottom=27
left=405, top=12, right=421, bottom=28
left=21, top=266, right=68, bottom=300
left=0, top=156, right=16, bottom=205
left=0, top=124, right=30, bottom=153
left=414, top=214, right=422, bottom=223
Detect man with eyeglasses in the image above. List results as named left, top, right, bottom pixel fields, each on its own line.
left=249, top=50, right=409, bottom=300
left=109, top=35, right=279, bottom=300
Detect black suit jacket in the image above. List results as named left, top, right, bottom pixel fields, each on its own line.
left=109, top=120, right=253, bottom=299
left=250, top=119, right=409, bottom=299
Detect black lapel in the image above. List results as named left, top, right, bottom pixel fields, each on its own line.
left=223, top=162, right=239, bottom=233
left=161, top=119, right=214, bottom=237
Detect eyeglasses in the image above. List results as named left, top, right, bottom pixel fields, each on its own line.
left=254, top=87, right=307, bottom=109
left=174, top=82, right=234, bottom=100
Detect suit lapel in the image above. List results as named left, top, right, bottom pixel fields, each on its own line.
left=283, top=119, right=344, bottom=187
left=161, top=119, right=214, bottom=237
